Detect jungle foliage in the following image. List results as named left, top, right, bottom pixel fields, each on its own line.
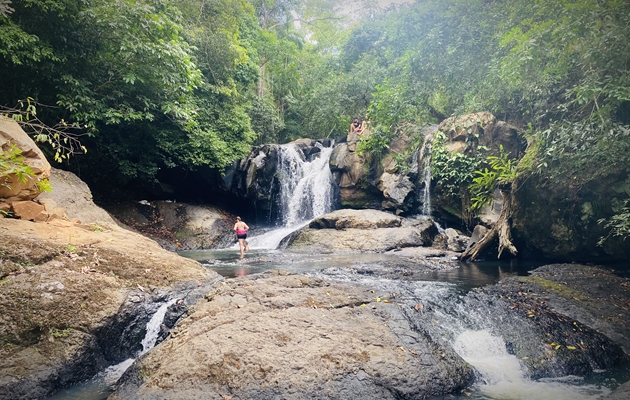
left=1, top=0, right=629, bottom=242
left=340, top=0, right=630, bottom=241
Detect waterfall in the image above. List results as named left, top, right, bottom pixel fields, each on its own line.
left=275, top=143, right=335, bottom=227
left=47, top=298, right=181, bottom=398
left=140, top=298, right=178, bottom=354
left=417, top=127, right=435, bottom=216
left=247, top=143, right=336, bottom=250
left=421, top=144, right=432, bottom=216
left=453, top=330, right=611, bottom=400
left=102, top=299, right=178, bottom=385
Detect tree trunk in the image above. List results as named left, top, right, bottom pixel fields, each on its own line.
left=258, top=63, right=266, bottom=98
left=461, top=185, right=518, bottom=261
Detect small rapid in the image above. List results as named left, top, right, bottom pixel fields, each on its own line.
left=310, top=270, right=620, bottom=400
left=48, top=298, right=178, bottom=399
left=453, top=330, right=611, bottom=400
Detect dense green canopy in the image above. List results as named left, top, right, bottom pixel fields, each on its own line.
left=1, top=1, right=628, bottom=225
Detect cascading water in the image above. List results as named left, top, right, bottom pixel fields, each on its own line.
left=453, top=330, right=611, bottom=400
left=48, top=299, right=178, bottom=399
left=247, top=143, right=336, bottom=250
left=416, top=126, right=436, bottom=217
left=329, top=275, right=615, bottom=400
left=276, top=144, right=336, bottom=226
left=421, top=143, right=432, bottom=216
left=102, top=298, right=178, bottom=383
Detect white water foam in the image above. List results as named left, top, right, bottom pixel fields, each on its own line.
left=140, top=298, right=178, bottom=353
left=453, top=330, right=611, bottom=400
left=241, top=143, right=335, bottom=250
left=245, top=221, right=310, bottom=250
left=101, top=358, right=135, bottom=386
left=99, top=298, right=178, bottom=386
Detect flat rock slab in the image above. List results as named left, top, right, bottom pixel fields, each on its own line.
left=288, top=227, right=425, bottom=253
left=112, top=271, right=473, bottom=399
left=309, top=209, right=402, bottom=229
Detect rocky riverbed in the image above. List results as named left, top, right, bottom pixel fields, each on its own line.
left=108, top=260, right=630, bottom=400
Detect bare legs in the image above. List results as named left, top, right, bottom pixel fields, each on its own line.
left=238, top=238, right=245, bottom=258
left=238, top=238, right=250, bottom=258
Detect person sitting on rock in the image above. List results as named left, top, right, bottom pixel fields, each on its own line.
left=350, top=117, right=364, bottom=136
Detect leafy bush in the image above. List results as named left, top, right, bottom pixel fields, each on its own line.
left=430, top=131, right=486, bottom=226
left=470, top=145, right=519, bottom=211
left=431, top=131, right=485, bottom=200
left=598, top=200, right=630, bottom=246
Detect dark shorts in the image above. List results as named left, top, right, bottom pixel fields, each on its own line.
left=237, top=234, right=247, bottom=239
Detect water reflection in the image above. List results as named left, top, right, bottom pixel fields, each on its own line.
left=178, top=249, right=543, bottom=291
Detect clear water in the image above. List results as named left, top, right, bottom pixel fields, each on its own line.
left=179, top=248, right=536, bottom=289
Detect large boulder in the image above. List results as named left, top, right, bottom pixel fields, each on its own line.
left=377, top=172, right=415, bottom=210
left=0, top=117, right=51, bottom=202
left=104, top=200, right=235, bottom=251
left=329, top=143, right=386, bottom=209
left=512, top=169, right=630, bottom=262
left=111, top=272, right=473, bottom=399
left=309, top=209, right=402, bottom=229
left=438, top=112, right=525, bottom=158
left=35, top=168, right=117, bottom=226
left=286, top=210, right=440, bottom=253
left=0, top=218, right=218, bottom=400
left=288, top=226, right=427, bottom=253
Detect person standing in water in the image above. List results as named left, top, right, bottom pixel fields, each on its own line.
left=233, top=216, right=250, bottom=258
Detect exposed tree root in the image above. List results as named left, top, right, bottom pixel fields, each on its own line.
left=461, top=187, right=518, bottom=261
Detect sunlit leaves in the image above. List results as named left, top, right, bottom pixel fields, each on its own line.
left=470, top=145, right=520, bottom=211
left=0, top=144, right=51, bottom=193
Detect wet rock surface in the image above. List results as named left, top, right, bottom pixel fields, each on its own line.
left=525, top=264, right=630, bottom=353
left=408, top=263, right=630, bottom=381
left=111, top=260, right=630, bottom=399
left=111, top=270, right=474, bottom=400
